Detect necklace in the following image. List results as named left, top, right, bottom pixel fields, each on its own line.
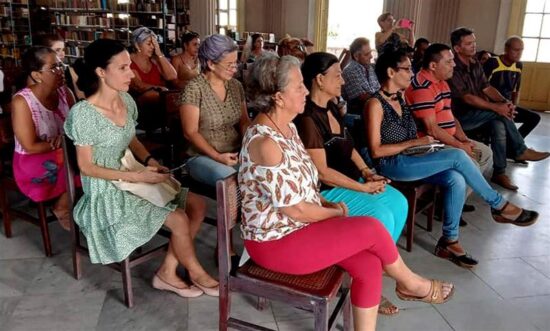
left=381, top=89, right=401, bottom=101
left=265, top=113, right=288, bottom=138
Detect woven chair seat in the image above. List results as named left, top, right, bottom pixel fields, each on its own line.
left=237, top=261, right=345, bottom=298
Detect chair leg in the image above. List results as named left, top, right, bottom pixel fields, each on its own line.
left=427, top=189, right=437, bottom=233
left=0, top=186, right=12, bottom=237
left=342, top=294, right=352, bottom=331
left=121, top=258, right=134, bottom=308
left=257, top=297, right=268, bottom=311
left=405, top=191, right=418, bottom=252
left=313, top=301, right=329, bottom=331
left=71, top=224, right=82, bottom=280
left=37, top=203, right=52, bottom=257
left=218, top=277, right=231, bottom=331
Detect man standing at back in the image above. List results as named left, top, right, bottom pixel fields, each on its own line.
left=447, top=27, right=549, bottom=191
left=483, top=36, right=541, bottom=140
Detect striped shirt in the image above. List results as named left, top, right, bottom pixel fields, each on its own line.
left=405, top=69, right=456, bottom=136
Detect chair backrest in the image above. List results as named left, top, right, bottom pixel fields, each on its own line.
left=62, top=134, right=80, bottom=213
left=339, top=48, right=351, bottom=70
left=216, top=173, right=241, bottom=277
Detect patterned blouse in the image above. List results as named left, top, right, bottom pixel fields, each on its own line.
left=239, top=123, right=321, bottom=242
left=180, top=74, right=245, bottom=156
left=373, top=92, right=417, bottom=162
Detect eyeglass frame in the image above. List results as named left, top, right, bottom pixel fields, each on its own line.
left=216, top=61, right=239, bottom=71
left=38, top=62, right=65, bottom=74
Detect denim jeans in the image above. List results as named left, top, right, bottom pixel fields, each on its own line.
left=455, top=109, right=527, bottom=174
left=378, top=148, right=506, bottom=241
left=186, top=155, right=239, bottom=187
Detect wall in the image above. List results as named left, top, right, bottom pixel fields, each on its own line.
left=455, top=0, right=502, bottom=52
left=241, top=0, right=512, bottom=52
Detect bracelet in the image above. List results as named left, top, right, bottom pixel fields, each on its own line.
left=157, top=54, right=165, bottom=58
left=143, top=155, right=153, bottom=166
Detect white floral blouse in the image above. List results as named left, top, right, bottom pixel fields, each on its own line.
left=239, top=123, right=321, bottom=242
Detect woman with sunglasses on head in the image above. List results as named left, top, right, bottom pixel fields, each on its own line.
left=66, top=39, right=218, bottom=297
left=129, top=27, right=177, bottom=131
left=11, top=46, right=76, bottom=230
left=180, top=34, right=250, bottom=187
left=365, top=47, right=539, bottom=269
left=171, top=31, right=201, bottom=90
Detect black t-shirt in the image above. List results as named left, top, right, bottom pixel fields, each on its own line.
left=483, top=56, right=523, bottom=101
left=295, top=98, right=361, bottom=190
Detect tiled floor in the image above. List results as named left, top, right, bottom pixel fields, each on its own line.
left=2, top=112, right=550, bottom=330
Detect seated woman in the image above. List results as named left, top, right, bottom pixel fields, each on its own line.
left=277, top=36, right=307, bottom=62
left=66, top=39, right=218, bottom=297
left=33, top=34, right=85, bottom=100
left=180, top=34, right=250, bottom=187
left=365, top=48, right=539, bottom=268
left=12, top=46, right=76, bottom=230
left=240, top=33, right=265, bottom=64
left=242, top=53, right=453, bottom=331
left=375, top=12, right=415, bottom=54
left=170, top=31, right=201, bottom=90
left=129, top=27, right=177, bottom=131
left=297, top=51, right=408, bottom=316
left=298, top=52, right=407, bottom=243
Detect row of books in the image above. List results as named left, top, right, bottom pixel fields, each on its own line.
left=53, top=13, right=141, bottom=27
left=59, top=30, right=129, bottom=42
left=49, top=0, right=163, bottom=12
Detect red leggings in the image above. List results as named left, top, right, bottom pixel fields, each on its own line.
left=245, top=216, right=399, bottom=308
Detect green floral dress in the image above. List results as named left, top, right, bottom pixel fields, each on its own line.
left=64, top=92, right=186, bottom=264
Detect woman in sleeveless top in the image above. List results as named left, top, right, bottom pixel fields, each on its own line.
left=365, top=48, right=539, bottom=269
left=242, top=53, right=453, bottom=331
left=129, top=27, right=177, bottom=132
left=11, top=47, right=76, bottom=230
left=171, top=31, right=201, bottom=90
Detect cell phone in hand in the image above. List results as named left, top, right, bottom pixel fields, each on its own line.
left=398, top=18, right=413, bottom=29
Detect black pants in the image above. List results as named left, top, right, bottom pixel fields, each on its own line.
left=515, top=106, right=541, bottom=138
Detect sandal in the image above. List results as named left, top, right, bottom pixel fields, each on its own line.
left=378, top=296, right=399, bottom=316
left=395, top=279, right=454, bottom=304
left=434, top=238, right=478, bottom=269
left=491, top=202, right=538, bottom=227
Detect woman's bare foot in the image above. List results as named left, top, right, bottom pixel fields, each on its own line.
left=500, top=202, right=522, bottom=220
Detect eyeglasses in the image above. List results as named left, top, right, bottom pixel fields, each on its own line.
left=217, top=61, right=239, bottom=71
left=39, top=63, right=65, bottom=74
left=396, top=66, right=412, bottom=72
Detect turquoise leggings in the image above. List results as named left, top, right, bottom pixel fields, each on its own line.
left=321, top=182, right=408, bottom=243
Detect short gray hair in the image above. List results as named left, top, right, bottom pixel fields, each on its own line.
left=132, top=27, right=156, bottom=46
left=246, top=53, right=302, bottom=113
left=198, top=34, right=238, bottom=72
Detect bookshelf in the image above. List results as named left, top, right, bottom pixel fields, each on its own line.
left=42, top=0, right=190, bottom=62
left=0, top=0, right=32, bottom=67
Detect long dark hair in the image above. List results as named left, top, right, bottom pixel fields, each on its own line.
left=73, top=39, right=127, bottom=97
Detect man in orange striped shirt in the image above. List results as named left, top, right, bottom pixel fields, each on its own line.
left=405, top=44, right=493, bottom=216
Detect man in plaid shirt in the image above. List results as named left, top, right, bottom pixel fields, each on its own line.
left=342, top=37, right=380, bottom=115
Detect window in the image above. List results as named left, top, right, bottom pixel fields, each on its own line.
left=522, top=0, right=550, bottom=62
left=216, top=0, right=237, bottom=35
left=326, top=0, right=384, bottom=57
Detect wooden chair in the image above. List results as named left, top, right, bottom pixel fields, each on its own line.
left=339, top=48, right=351, bottom=70
left=62, top=135, right=171, bottom=308
left=390, top=181, right=437, bottom=252
left=217, top=174, right=352, bottom=331
left=0, top=117, right=55, bottom=255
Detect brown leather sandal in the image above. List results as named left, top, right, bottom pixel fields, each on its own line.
left=491, top=202, right=539, bottom=227
left=395, top=279, right=454, bottom=304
